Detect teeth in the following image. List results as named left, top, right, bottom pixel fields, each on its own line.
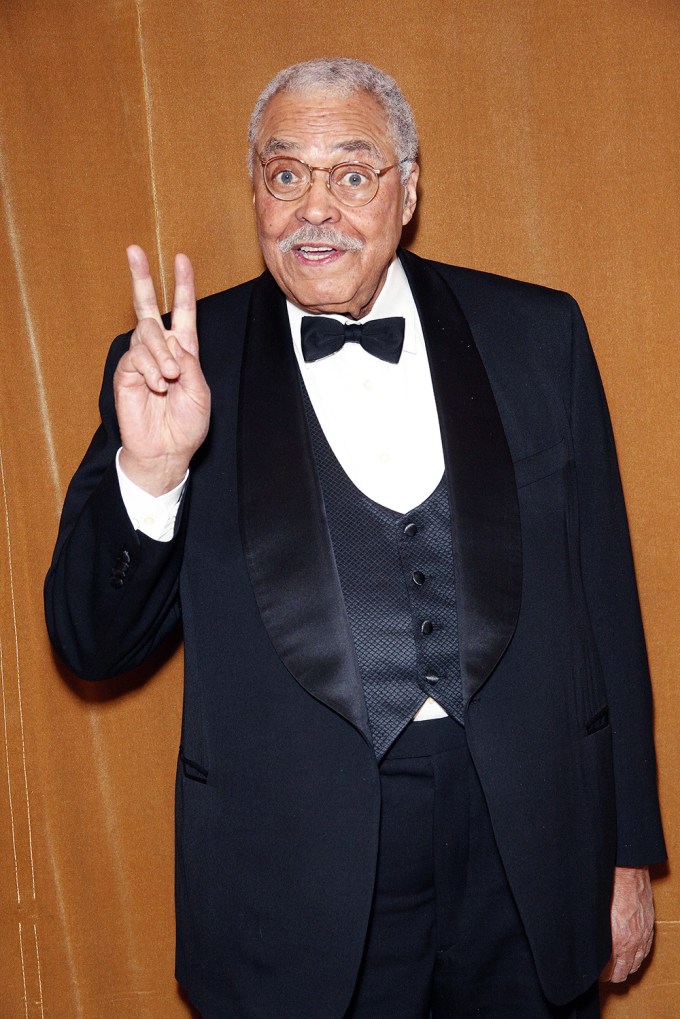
left=297, top=246, right=337, bottom=261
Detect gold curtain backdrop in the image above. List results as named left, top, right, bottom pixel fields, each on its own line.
left=0, top=1, right=678, bottom=1015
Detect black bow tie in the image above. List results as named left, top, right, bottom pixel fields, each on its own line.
left=301, top=315, right=406, bottom=364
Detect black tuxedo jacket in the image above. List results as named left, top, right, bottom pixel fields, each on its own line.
left=45, top=250, right=666, bottom=1017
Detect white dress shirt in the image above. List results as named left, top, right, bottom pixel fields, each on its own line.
left=116, top=257, right=448, bottom=719
left=287, top=257, right=444, bottom=513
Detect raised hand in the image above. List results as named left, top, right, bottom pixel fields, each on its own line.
left=114, top=246, right=211, bottom=495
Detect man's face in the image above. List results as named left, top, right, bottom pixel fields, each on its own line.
left=253, top=89, right=418, bottom=319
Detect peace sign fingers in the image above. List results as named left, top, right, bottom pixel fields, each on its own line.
left=115, top=245, right=210, bottom=495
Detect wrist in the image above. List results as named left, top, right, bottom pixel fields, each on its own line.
left=118, top=448, right=191, bottom=496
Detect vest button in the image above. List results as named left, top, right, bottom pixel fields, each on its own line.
left=421, top=619, right=434, bottom=635
left=425, top=671, right=439, bottom=685
left=403, top=522, right=418, bottom=537
left=412, top=570, right=426, bottom=586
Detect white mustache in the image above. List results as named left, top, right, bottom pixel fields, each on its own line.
left=278, top=226, right=365, bottom=253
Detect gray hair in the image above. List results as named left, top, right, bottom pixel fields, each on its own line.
left=248, top=57, right=418, bottom=184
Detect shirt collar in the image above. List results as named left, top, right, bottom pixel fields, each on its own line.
left=286, top=255, right=419, bottom=359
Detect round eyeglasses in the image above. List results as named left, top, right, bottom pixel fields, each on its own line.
left=258, top=154, right=402, bottom=208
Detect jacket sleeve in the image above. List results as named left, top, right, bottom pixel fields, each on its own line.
left=44, top=332, right=186, bottom=680
left=563, top=296, right=666, bottom=866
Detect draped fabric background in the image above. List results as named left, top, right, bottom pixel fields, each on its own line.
left=0, top=1, right=677, bottom=1015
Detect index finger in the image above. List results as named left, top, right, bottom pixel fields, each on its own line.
left=127, top=244, right=164, bottom=328
left=171, top=252, right=198, bottom=353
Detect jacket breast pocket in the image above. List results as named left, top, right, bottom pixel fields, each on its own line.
left=585, top=705, right=610, bottom=736
left=513, top=437, right=571, bottom=489
left=179, top=746, right=209, bottom=784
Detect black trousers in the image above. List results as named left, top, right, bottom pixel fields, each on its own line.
left=345, top=716, right=600, bottom=1019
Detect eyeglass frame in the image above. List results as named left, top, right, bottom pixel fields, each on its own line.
left=257, top=152, right=408, bottom=207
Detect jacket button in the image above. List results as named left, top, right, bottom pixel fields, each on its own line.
left=412, top=570, right=425, bottom=586
left=425, top=671, right=439, bottom=685
left=421, top=620, right=434, bottom=635
left=403, top=522, right=418, bottom=537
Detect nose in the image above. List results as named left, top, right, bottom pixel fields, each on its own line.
left=295, top=169, right=341, bottom=224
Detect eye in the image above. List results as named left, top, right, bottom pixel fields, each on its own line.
left=272, top=166, right=303, bottom=186
left=264, top=157, right=308, bottom=195
left=338, top=168, right=370, bottom=188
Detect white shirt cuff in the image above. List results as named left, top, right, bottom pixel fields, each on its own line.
left=115, top=448, right=188, bottom=542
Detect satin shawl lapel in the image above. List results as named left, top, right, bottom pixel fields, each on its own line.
left=400, top=249, right=522, bottom=704
left=237, top=270, right=371, bottom=743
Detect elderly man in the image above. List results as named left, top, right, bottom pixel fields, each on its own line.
left=46, top=58, right=665, bottom=1018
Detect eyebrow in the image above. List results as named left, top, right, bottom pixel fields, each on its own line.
left=334, top=139, right=382, bottom=160
left=259, top=138, right=301, bottom=159
left=259, top=137, right=383, bottom=162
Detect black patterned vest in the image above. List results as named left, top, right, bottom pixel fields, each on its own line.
left=302, top=387, right=464, bottom=759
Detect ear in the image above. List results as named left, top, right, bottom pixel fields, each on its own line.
left=401, top=163, right=419, bottom=226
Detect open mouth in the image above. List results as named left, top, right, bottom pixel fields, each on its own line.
left=293, top=245, right=346, bottom=264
